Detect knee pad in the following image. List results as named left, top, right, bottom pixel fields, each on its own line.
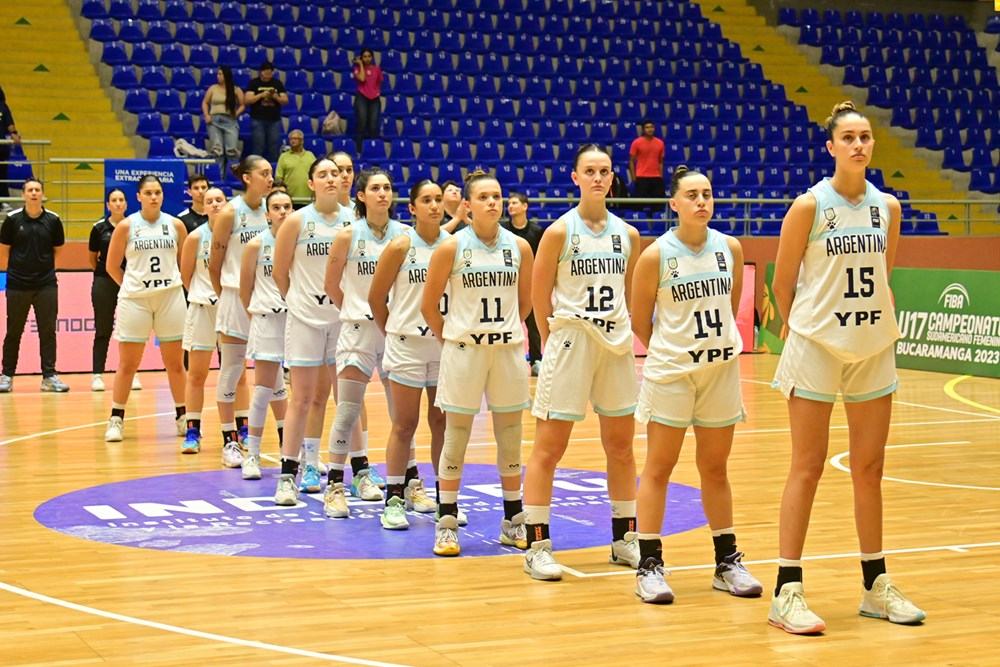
left=216, top=343, right=246, bottom=403
left=495, top=421, right=523, bottom=478
left=438, top=421, right=472, bottom=481
left=332, top=401, right=363, bottom=439
left=249, top=385, right=271, bottom=428
left=271, top=372, right=287, bottom=402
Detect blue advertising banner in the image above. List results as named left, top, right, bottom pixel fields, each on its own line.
left=104, top=159, right=188, bottom=216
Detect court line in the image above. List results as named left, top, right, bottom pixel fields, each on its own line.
left=943, top=375, right=1000, bottom=415
left=0, top=581, right=414, bottom=667
left=830, top=440, right=1000, bottom=492
left=560, top=540, right=1000, bottom=578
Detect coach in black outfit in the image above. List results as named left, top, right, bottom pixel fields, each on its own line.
left=0, top=178, right=68, bottom=392
left=502, top=191, right=544, bottom=374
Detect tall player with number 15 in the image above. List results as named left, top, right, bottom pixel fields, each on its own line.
left=769, top=101, right=924, bottom=634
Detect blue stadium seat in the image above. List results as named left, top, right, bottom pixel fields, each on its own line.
left=111, top=65, right=139, bottom=89
left=297, top=93, right=326, bottom=118
left=136, top=112, right=165, bottom=138
left=107, top=0, right=134, bottom=19
left=411, top=95, right=437, bottom=118
left=418, top=139, right=445, bottom=163
left=115, top=18, right=144, bottom=42
left=482, top=119, right=507, bottom=141
left=101, top=41, right=129, bottom=66
left=82, top=0, right=109, bottom=19
left=389, top=139, right=417, bottom=164
left=455, top=119, right=482, bottom=141
left=170, top=67, right=199, bottom=92
left=154, top=89, right=182, bottom=114
left=447, top=140, right=473, bottom=165
left=140, top=65, right=169, bottom=90
left=143, top=20, right=172, bottom=44
left=270, top=4, right=298, bottom=27
left=173, top=22, right=201, bottom=45
left=147, top=136, right=174, bottom=158
left=189, top=0, right=216, bottom=22
left=167, top=112, right=196, bottom=137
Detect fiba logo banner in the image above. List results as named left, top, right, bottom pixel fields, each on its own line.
left=892, top=268, right=1000, bottom=378
left=34, top=465, right=706, bottom=560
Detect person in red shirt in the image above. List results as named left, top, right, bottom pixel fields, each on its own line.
left=628, top=120, right=666, bottom=213
left=352, top=48, right=384, bottom=153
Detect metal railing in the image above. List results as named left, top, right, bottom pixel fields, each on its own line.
left=21, top=157, right=1000, bottom=239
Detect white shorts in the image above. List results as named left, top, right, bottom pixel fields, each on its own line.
left=284, top=312, right=341, bottom=367
left=215, top=287, right=250, bottom=340
left=115, top=288, right=186, bottom=344
left=383, top=333, right=441, bottom=388
left=247, top=311, right=287, bottom=363
left=182, top=302, right=218, bottom=352
left=436, top=341, right=530, bottom=415
left=532, top=326, right=637, bottom=421
left=772, top=330, right=898, bottom=403
left=636, top=359, right=746, bottom=428
left=336, top=319, right=385, bottom=378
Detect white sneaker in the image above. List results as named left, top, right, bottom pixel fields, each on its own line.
left=221, top=442, right=244, bottom=468
left=635, top=557, right=674, bottom=604
left=499, top=511, right=528, bottom=550
left=524, top=539, right=562, bottom=580
left=610, top=531, right=641, bottom=568
left=324, top=482, right=349, bottom=518
left=131, top=375, right=142, bottom=391
left=104, top=416, right=124, bottom=442
left=404, top=478, right=436, bottom=513
left=380, top=496, right=410, bottom=530
left=713, top=551, right=763, bottom=597
left=241, top=454, right=262, bottom=480
left=175, top=416, right=186, bottom=437
left=90, top=374, right=105, bottom=392
left=433, top=514, right=460, bottom=556
left=768, top=582, right=826, bottom=634
left=274, top=474, right=299, bottom=506
left=435, top=508, right=469, bottom=526
left=859, top=574, right=926, bottom=624
left=350, top=469, right=384, bottom=501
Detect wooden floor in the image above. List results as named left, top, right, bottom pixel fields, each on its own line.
left=2, top=354, right=999, bottom=666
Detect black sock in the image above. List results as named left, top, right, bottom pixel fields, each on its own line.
left=386, top=483, right=405, bottom=504
left=405, top=465, right=419, bottom=485
left=222, top=429, right=238, bottom=445
left=350, top=455, right=370, bottom=475
left=327, top=467, right=344, bottom=485
left=713, top=533, right=738, bottom=565
left=111, top=408, right=125, bottom=419
left=638, top=538, right=663, bottom=565
left=236, top=415, right=248, bottom=430
left=503, top=498, right=522, bottom=521
left=775, top=566, right=803, bottom=596
left=280, top=457, right=299, bottom=477
left=277, top=426, right=283, bottom=447
left=611, top=516, right=636, bottom=542
left=435, top=481, right=440, bottom=503
left=438, top=502, right=458, bottom=518
left=186, top=417, right=201, bottom=432
left=526, top=523, right=550, bottom=548
left=175, top=405, right=186, bottom=420
left=861, top=558, right=887, bottom=591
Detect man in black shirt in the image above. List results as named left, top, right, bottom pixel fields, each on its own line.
left=501, top=191, right=544, bottom=374
left=245, top=61, right=288, bottom=164
left=0, top=178, right=68, bottom=392
left=176, top=173, right=211, bottom=233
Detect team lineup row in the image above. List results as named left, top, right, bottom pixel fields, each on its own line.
left=94, top=101, right=924, bottom=635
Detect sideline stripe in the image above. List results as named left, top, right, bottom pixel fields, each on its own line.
left=943, top=375, right=1000, bottom=416
left=0, top=581, right=414, bottom=667
left=562, top=540, right=1000, bottom=578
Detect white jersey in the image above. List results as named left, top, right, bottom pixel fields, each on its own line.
left=442, top=226, right=523, bottom=346
left=550, top=208, right=633, bottom=353
left=187, top=223, right=218, bottom=306
left=788, top=178, right=899, bottom=362
left=386, top=227, right=450, bottom=337
left=221, top=195, right=267, bottom=289
left=643, top=228, right=742, bottom=383
left=340, top=218, right=407, bottom=323
left=248, top=228, right=286, bottom=315
left=119, top=211, right=182, bottom=299
left=285, top=203, right=351, bottom=327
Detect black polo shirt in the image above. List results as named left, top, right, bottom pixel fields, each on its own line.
left=501, top=217, right=543, bottom=256
left=177, top=207, right=209, bottom=233
left=88, top=217, right=118, bottom=279
left=246, top=77, right=286, bottom=123
left=0, top=206, right=64, bottom=289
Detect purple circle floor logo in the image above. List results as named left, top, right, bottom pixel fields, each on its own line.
left=34, top=464, right=707, bottom=559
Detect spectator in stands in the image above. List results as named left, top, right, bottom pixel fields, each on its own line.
left=177, top=173, right=211, bottom=233
left=275, top=129, right=316, bottom=206
left=502, top=191, right=543, bottom=374
left=351, top=48, right=384, bottom=152
left=89, top=188, right=142, bottom=393
left=201, top=66, right=244, bottom=173
left=244, top=61, right=288, bottom=165
left=0, top=178, right=68, bottom=393
left=0, top=84, right=21, bottom=206
left=440, top=180, right=468, bottom=233
left=629, top=120, right=666, bottom=214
